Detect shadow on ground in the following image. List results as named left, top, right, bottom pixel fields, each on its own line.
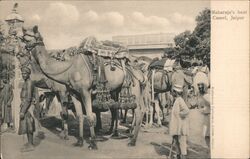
left=33, top=131, right=46, bottom=147
left=39, top=114, right=132, bottom=144
left=150, top=141, right=210, bottom=159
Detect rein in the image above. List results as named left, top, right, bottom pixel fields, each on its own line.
left=22, top=35, right=75, bottom=76
left=19, top=56, right=31, bottom=69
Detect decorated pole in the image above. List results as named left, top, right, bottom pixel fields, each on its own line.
left=5, top=3, right=24, bottom=131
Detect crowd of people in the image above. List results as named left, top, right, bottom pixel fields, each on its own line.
left=160, top=54, right=210, bottom=159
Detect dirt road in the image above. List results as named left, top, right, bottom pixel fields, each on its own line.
left=1, top=109, right=209, bottom=159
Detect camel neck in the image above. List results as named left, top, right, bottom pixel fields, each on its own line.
left=31, top=45, right=49, bottom=69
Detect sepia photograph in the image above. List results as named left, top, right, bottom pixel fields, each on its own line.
left=1, top=1, right=241, bottom=159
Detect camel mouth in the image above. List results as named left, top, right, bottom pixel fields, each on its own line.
left=23, top=34, right=35, bottom=42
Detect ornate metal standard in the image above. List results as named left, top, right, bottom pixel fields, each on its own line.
left=3, top=3, right=24, bottom=130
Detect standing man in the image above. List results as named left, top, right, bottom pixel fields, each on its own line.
left=18, top=66, right=35, bottom=152
left=169, top=84, right=190, bottom=159
left=197, top=83, right=210, bottom=149
left=0, top=78, right=5, bottom=127
left=171, top=61, right=192, bottom=101
left=0, top=76, right=14, bottom=130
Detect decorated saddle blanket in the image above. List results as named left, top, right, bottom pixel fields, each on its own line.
left=78, top=36, right=129, bottom=59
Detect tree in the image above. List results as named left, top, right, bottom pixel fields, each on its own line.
left=163, top=47, right=178, bottom=57
left=193, top=8, right=210, bottom=41
left=193, top=8, right=210, bottom=59
left=166, top=8, right=211, bottom=61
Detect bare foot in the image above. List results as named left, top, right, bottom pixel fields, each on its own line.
left=21, top=144, right=35, bottom=152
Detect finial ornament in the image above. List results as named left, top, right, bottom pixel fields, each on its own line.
left=13, top=3, right=18, bottom=12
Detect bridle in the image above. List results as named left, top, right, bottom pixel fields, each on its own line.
left=17, top=32, right=44, bottom=70
left=21, top=32, right=44, bottom=52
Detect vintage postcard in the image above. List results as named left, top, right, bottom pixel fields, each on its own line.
left=0, top=1, right=249, bottom=159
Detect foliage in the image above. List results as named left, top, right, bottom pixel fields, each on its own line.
left=0, top=32, right=15, bottom=80
left=165, top=8, right=211, bottom=61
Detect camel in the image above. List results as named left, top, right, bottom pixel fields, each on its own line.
left=15, top=43, right=74, bottom=140
left=0, top=34, right=73, bottom=139
left=133, top=56, right=173, bottom=127
left=21, top=26, right=146, bottom=148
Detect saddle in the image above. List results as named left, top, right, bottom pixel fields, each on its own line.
left=78, top=36, right=129, bottom=59
left=148, top=69, right=170, bottom=92
left=78, top=36, right=129, bottom=78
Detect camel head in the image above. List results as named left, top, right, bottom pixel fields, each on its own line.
left=21, top=25, right=44, bottom=51
left=15, top=25, right=43, bottom=68
left=131, top=56, right=152, bottom=73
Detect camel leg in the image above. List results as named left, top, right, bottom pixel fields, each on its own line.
left=159, top=93, right=166, bottom=122
left=106, top=108, right=115, bottom=135
left=160, top=105, right=165, bottom=123
left=56, top=92, right=70, bottom=140
left=95, top=111, right=102, bottom=133
left=154, top=99, right=162, bottom=126
left=121, top=109, right=128, bottom=124
left=81, top=90, right=97, bottom=150
left=165, top=92, right=170, bottom=115
left=128, top=85, right=146, bottom=146
left=70, top=95, right=84, bottom=147
left=145, top=109, right=149, bottom=128
left=128, top=111, right=136, bottom=134
left=132, top=109, right=135, bottom=124
left=128, top=108, right=144, bottom=146
left=111, top=108, right=119, bottom=137
left=158, top=102, right=165, bottom=123
left=144, top=95, right=150, bottom=128
left=149, top=104, right=153, bottom=126
left=45, top=93, right=55, bottom=116
left=120, top=109, right=124, bottom=120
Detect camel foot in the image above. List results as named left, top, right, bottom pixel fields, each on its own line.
left=94, top=126, right=103, bottom=134
left=157, top=120, right=162, bottom=126
left=111, top=130, right=119, bottom=137
left=59, top=131, right=69, bottom=140
left=157, top=123, right=162, bottom=127
left=125, top=128, right=130, bottom=133
left=94, top=136, right=109, bottom=142
left=120, top=120, right=126, bottom=124
left=152, top=123, right=162, bottom=128
left=104, top=130, right=113, bottom=135
left=111, top=131, right=128, bottom=139
left=148, top=123, right=153, bottom=128
left=144, top=123, right=150, bottom=129
left=88, top=140, right=97, bottom=150
left=128, top=139, right=136, bottom=147
left=64, top=135, right=69, bottom=140
left=73, top=138, right=83, bottom=147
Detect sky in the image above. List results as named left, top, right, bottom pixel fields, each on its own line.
left=0, top=1, right=210, bottom=49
